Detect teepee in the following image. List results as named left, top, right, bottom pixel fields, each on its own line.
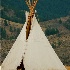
left=1, top=0, right=67, bottom=70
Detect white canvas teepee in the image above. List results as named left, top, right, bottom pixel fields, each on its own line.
left=1, top=11, right=67, bottom=70
left=1, top=11, right=28, bottom=70
left=0, top=66, right=1, bottom=70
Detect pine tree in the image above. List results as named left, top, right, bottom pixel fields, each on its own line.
left=10, top=26, right=13, bottom=32
left=4, top=20, right=8, bottom=26
left=1, top=28, right=6, bottom=39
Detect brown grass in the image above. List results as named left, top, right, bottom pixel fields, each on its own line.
left=65, top=66, right=70, bottom=70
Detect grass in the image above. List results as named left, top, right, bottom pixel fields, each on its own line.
left=65, top=66, right=70, bottom=70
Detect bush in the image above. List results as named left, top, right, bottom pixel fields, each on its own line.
left=17, top=28, right=20, bottom=35
left=4, top=20, right=8, bottom=26
left=1, top=28, right=6, bottom=39
left=45, top=27, right=59, bottom=36
left=58, top=41, right=61, bottom=46
left=10, top=26, right=13, bottom=32
left=51, top=43, right=56, bottom=49
left=63, top=23, right=70, bottom=30
left=59, top=19, right=62, bottom=24
left=10, top=36, right=15, bottom=40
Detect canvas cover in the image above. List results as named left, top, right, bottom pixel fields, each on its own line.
left=1, top=12, right=67, bottom=70
left=24, top=14, right=67, bottom=70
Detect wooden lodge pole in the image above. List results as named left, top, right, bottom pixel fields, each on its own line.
left=25, top=0, right=38, bottom=40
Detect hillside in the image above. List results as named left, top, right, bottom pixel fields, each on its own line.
left=1, top=18, right=23, bottom=39
left=0, top=16, right=70, bottom=66
left=1, top=0, right=70, bottom=23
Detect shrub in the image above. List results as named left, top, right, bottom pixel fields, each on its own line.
left=10, top=26, right=13, bottom=32
left=51, top=43, right=56, bottom=49
left=63, top=23, right=70, bottom=30
left=45, top=27, right=59, bottom=36
left=1, top=28, right=6, bottom=39
left=59, top=19, right=62, bottom=24
left=4, top=20, right=8, bottom=26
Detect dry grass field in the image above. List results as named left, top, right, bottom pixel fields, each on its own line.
left=65, top=66, right=70, bottom=70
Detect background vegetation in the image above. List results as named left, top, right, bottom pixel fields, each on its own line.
left=1, top=0, right=70, bottom=23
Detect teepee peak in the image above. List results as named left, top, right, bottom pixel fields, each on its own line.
left=25, top=0, right=38, bottom=40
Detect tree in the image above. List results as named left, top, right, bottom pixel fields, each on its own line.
left=1, top=28, right=6, bottom=39
left=67, top=19, right=70, bottom=23
left=4, top=20, right=8, bottom=26
left=17, top=28, right=20, bottom=34
left=10, top=36, right=15, bottom=40
left=10, top=26, right=13, bottom=32
left=63, top=23, right=70, bottom=30
left=45, top=27, right=59, bottom=36
left=51, top=43, right=56, bottom=49
left=58, top=41, right=61, bottom=46
left=14, top=27, right=16, bottom=32
left=56, top=33, right=61, bottom=37
left=59, top=19, right=62, bottom=24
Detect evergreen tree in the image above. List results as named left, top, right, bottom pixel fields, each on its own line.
left=14, top=27, right=16, bottom=32
left=59, top=19, right=62, bottom=24
left=17, top=28, right=20, bottom=35
left=1, top=28, right=6, bottom=39
left=4, top=20, right=8, bottom=26
left=45, top=27, right=59, bottom=36
left=51, top=43, right=56, bottom=49
left=10, top=36, right=15, bottom=40
left=10, top=26, right=13, bottom=32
